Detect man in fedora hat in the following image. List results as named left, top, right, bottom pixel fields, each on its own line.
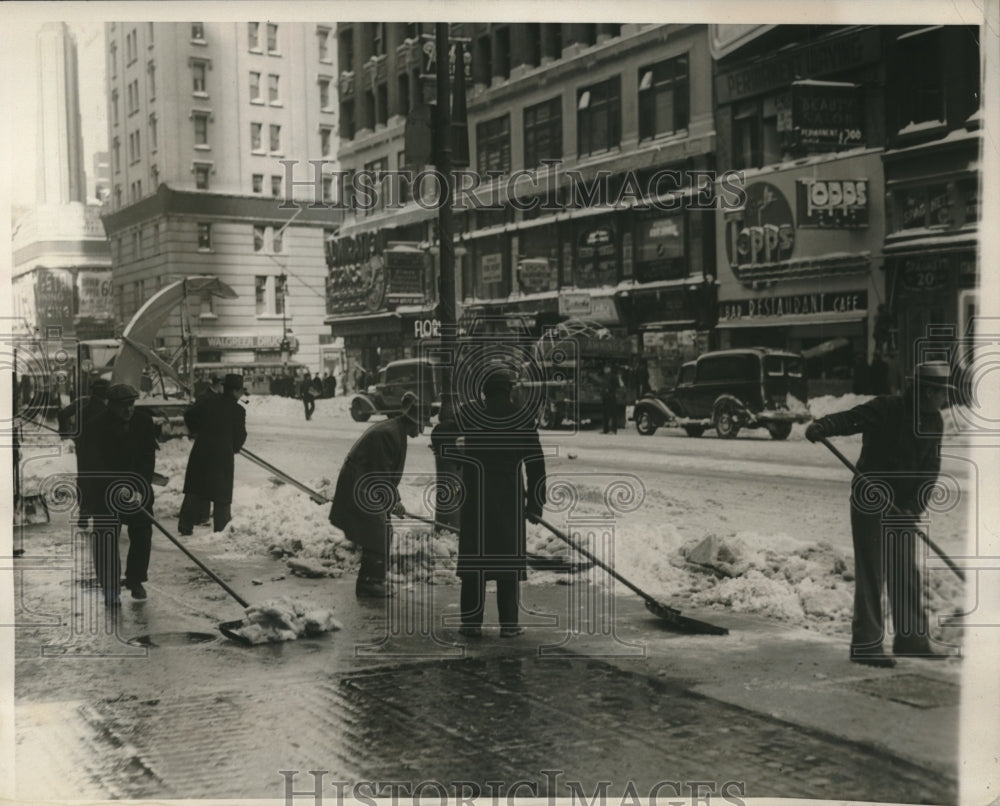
left=92, top=383, right=159, bottom=605
left=806, top=360, right=956, bottom=667
left=329, top=391, right=426, bottom=598
left=178, top=373, right=247, bottom=535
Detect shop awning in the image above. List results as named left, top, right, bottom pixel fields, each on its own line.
left=883, top=232, right=977, bottom=257
left=325, top=311, right=402, bottom=337
left=716, top=311, right=867, bottom=329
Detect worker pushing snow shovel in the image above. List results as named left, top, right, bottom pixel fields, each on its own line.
left=805, top=360, right=962, bottom=668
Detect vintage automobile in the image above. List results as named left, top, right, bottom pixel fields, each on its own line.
left=349, top=358, right=443, bottom=422
left=631, top=348, right=812, bottom=439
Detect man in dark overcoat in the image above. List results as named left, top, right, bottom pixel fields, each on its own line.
left=436, top=368, right=547, bottom=637
left=58, top=377, right=110, bottom=528
left=92, top=384, right=159, bottom=604
left=300, top=371, right=316, bottom=420
left=329, top=392, right=425, bottom=597
left=806, top=361, right=955, bottom=667
left=177, top=373, right=247, bottom=535
left=600, top=363, right=621, bottom=434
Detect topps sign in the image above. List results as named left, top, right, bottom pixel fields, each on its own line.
left=797, top=178, right=868, bottom=228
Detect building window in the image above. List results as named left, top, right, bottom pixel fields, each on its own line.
left=732, top=95, right=783, bottom=170
left=577, top=76, right=621, bottom=156
left=148, top=114, right=158, bottom=150
left=191, top=23, right=205, bottom=42
left=267, top=23, right=279, bottom=54
left=193, top=112, right=209, bottom=146
left=249, top=71, right=261, bottom=101
left=147, top=22, right=154, bottom=45
left=126, top=30, right=136, bottom=64
left=254, top=224, right=266, bottom=252
left=112, top=137, right=120, bottom=172
left=476, top=114, right=511, bottom=178
left=268, top=73, right=279, bottom=104
left=377, top=83, right=388, bottom=127
left=252, top=173, right=263, bottom=193
left=319, top=77, right=331, bottom=110
left=255, top=275, right=285, bottom=315
left=339, top=28, right=354, bottom=73
left=363, top=90, right=375, bottom=129
left=273, top=227, right=283, bottom=253
left=133, top=231, right=142, bottom=260
left=373, top=22, right=386, bottom=56
left=397, top=149, right=411, bottom=204
left=192, top=61, right=207, bottom=94
left=323, top=175, right=333, bottom=203
left=251, top=122, right=262, bottom=151
left=320, top=126, right=333, bottom=157
left=341, top=99, right=355, bottom=139
left=897, top=27, right=945, bottom=129
left=147, top=61, right=156, bottom=98
left=197, top=222, right=212, bottom=250
left=638, top=54, right=689, bottom=141
left=150, top=164, right=159, bottom=188
left=112, top=91, right=119, bottom=126
left=271, top=175, right=282, bottom=197
left=362, top=157, right=388, bottom=216
left=248, top=22, right=260, bottom=50
left=109, top=42, right=117, bottom=79
left=317, top=27, right=330, bottom=61
left=523, top=96, right=561, bottom=168
left=269, top=123, right=281, bottom=153
left=194, top=163, right=211, bottom=189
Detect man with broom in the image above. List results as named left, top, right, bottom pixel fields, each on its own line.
left=805, top=360, right=957, bottom=667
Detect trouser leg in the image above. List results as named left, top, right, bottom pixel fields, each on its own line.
left=212, top=501, right=232, bottom=532
left=359, top=548, right=386, bottom=581
left=196, top=498, right=211, bottom=523
left=496, top=573, right=520, bottom=628
left=177, top=494, right=202, bottom=534
left=460, top=573, right=486, bottom=628
left=887, top=522, right=929, bottom=649
left=850, top=505, right=886, bottom=654
left=92, top=520, right=122, bottom=593
left=124, top=518, right=153, bottom=584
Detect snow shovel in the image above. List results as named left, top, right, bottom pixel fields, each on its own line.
left=239, top=448, right=329, bottom=505
left=536, top=516, right=729, bottom=635
left=138, top=507, right=256, bottom=645
left=819, top=437, right=966, bottom=582
left=401, top=510, right=594, bottom=573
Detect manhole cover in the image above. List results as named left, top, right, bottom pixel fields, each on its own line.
left=847, top=673, right=960, bottom=709
left=128, top=632, right=217, bottom=648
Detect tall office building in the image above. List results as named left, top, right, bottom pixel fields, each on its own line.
left=101, top=21, right=343, bottom=376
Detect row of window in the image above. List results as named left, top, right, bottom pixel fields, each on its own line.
left=250, top=122, right=282, bottom=153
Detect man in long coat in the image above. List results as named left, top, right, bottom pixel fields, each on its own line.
left=58, top=377, right=110, bottom=528
left=435, top=368, right=547, bottom=637
left=806, top=361, right=955, bottom=667
left=178, top=373, right=247, bottom=535
left=92, top=384, right=159, bottom=604
left=329, top=392, right=425, bottom=597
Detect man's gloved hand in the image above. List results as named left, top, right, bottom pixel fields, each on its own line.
left=805, top=422, right=826, bottom=443
left=391, top=502, right=407, bottom=518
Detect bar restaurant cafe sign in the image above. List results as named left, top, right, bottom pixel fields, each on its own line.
left=719, top=290, right=867, bottom=322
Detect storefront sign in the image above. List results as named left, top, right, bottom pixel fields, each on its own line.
left=197, top=334, right=299, bottom=350
left=413, top=318, right=441, bottom=339
left=385, top=244, right=425, bottom=304
left=719, top=290, right=867, bottom=321
left=725, top=182, right=795, bottom=276
left=517, top=258, right=557, bottom=294
left=797, top=179, right=868, bottom=228
left=327, top=231, right=388, bottom=314
left=636, top=213, right=686, bottom=282
left=481, top=253, right=503, bottom=285
left=590, top=297, right=619, bottom=324
left=34, top=268, right=74, bottom=331
left=576, top=222, right=618, bottom=287
left=77, top=270, right=114, bottom=319
left=559, top=292, right=592, bottom=318
left=789, top=82, right=864, bottom=150
left=899, top=256, right=951, bottom=292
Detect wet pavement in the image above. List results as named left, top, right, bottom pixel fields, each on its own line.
left=12, top=511, right=962, bottom=804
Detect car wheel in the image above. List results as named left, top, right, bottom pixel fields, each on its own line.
left=350, top=399, right=371, bottom=422
left=635, top=410, right=658, bottom=436
left=682, top=425, right=705, bottom=438
left=714, top=402, right=741, bottom=439
left=767, top=422, right=793, bottom=440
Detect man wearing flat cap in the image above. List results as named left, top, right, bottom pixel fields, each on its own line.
left=92, top=383, right=159, bottom=605
left=329, top=391, right=426, bottom=597
left=806, top=360, right=957, bottom=667
left=178, top=373, right=247, bottom=536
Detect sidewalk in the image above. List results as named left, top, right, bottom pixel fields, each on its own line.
left=11, top=510, right=961, bottom=803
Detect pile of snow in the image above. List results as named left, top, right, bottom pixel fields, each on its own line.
left=242, top=394, right=354, bottom=422
left=230, top=596, right=342, bottom=644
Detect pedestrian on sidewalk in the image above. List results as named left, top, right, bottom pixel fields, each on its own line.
left=57, top=377, right=110, bottom=529
left=600, top=363, right=621, bottom=434
left=329, top=391, right=426, bottom=598
left=190, top=374, right=223, bottom=526
left=805, top=360, right=956, bottom=668
left=92, top=384, right=159, bottom=605
left=435, top=367, right=547, bottom=637
left=177, top=374, right=247, bottom=535
left=300, top=371, right=316, bottom=421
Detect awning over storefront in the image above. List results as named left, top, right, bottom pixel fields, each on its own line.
left=883, top=232, right=977, bottom=258
left=716, top=311, right=866, bottom=329
left=326, top=312, right=402, bottom=337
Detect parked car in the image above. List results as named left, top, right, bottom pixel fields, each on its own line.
left=631, top=348, right=812, bottom=439
left=349, top=358, right=443, bottom=422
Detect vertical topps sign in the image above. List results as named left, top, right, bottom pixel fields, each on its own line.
left=384, top=243, right=427, bottom=304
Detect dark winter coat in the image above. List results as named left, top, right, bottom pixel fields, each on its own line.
left=92, top=407, right=159, bottom=521
left=329, top=416, right=409, bottom=553
left=182, top=393, right=247, bottom=503
left=810, top=392, right=942, bottom=514
left=600, top=371, right=621, bottom=403
left=59, top=395, right=108, bottom=514
left=438, top=398, right=547, bottom=580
